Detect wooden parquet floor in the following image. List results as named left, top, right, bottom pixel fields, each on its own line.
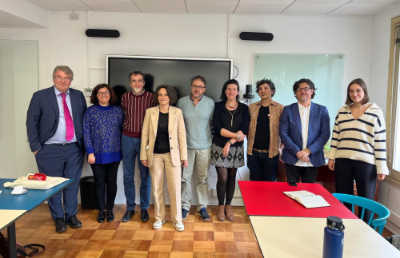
left=2, top=204, right=263, bottom=258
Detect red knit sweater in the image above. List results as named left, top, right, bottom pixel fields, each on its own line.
left=121, top=91, right=155, bottom=138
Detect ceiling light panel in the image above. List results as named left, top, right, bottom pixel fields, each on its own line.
left=186, top=2, right=237, bottom=13
left=28, top=0, right=92, bottom=11
left=235, top=3, right=289, bottom=14
left=133, top=0, right=186, bottom=13
left=81, top=0, right=140, bottom=12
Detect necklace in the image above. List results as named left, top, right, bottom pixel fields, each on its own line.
left=228, top=109, right=236, bottom=127
left=227, top=102, right=237, bottom=109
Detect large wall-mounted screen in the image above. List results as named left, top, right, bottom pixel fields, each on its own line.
left=107, top=55, right=233, bottom=104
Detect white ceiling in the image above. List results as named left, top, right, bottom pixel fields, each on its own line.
left=27, top=0, right=400, bottom=16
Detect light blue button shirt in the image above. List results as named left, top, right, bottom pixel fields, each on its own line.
left=45, top=86, right=77, bottom=144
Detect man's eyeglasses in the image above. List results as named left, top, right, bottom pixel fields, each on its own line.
left=191, top=85, right=205, bottom=89
left=297, top=87, right=311, bottom=92
left=55, top=75, right=72, bottom=82
left=97, top=91, right=110, bottom=96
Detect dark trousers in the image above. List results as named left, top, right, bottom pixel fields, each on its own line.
left=90, top=161, right=121, bottom=211
left=335, top=158, right=377, bottom=223
left=35, top=143, right=84, bottom=220
left=247, top=153, right=279, bottom=181
left=285, top=164, right=318, bottom=183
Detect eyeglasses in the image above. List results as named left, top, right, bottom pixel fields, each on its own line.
left=97, top=91, right=110, bottom=96
left=55, top=75, right=72, bottom=82
left=297, top=87, right=311, bottom=92
left=348, top=89, right=363, bottom=94
left=191, top=85, right=206, bottom=89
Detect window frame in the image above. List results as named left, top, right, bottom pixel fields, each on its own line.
left=386, top=16, right=400, bottom=181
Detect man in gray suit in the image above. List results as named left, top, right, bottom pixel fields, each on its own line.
left=26, top=65, right=87, bottom=233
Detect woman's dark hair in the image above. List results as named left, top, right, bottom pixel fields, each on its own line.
left=256, top=78, right=276, bottom=97
left=154, top=85, right=178, bottom=105
left=220, top=79, right=240, bottom=102
left=293, top=78, right=316, bottom=99
left=90, top=83, right=118, bottom=105
left=345, top=78, right=370, bottom=105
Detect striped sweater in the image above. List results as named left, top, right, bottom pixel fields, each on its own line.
left=121, top=91, right=155, bottom=138
left=326, top=103, right=389, bottom=175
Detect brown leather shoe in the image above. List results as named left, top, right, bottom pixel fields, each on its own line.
left=217, top=205, right=225, bottom=221
left=225, top=205, right=234, bottom=221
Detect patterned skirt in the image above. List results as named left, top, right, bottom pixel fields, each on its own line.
left=211, top=143, right=245, bottom=168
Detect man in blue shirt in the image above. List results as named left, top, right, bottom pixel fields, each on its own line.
left=177, top=76, right=214, bottom=221
left=26, top=66, right=87, bottom=233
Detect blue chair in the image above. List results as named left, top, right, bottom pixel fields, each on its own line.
left=333, top=193, right=390, bottom=235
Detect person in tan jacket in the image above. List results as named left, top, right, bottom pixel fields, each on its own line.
left=140, top=85, right=188, bottom=232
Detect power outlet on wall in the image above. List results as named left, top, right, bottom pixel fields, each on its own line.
left=83, top=88, right=92, bottom=97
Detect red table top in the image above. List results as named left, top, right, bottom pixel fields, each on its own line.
left=238, top=181, right=357, bottom=219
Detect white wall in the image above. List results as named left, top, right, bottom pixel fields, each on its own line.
left=0, top=11, right=374, bottom=206
left=0, top=40, right=38, bottom=178
left=231, top=15, right=372, bottom=94
left=370, top=6, right=400, bottom=235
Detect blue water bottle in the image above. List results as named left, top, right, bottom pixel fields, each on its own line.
left=323, top=216, right=345, bottom=258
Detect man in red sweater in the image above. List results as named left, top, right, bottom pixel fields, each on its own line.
left=121, top=71, right=155, bottom=222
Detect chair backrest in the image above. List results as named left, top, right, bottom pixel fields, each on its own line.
left=333, top=193, right=390, bottom=235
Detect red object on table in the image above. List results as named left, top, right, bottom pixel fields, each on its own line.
left=238, top=181, right=357, bottom=219
left=28, top=173, right=47, bottom=181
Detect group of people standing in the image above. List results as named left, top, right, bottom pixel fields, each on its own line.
left=26, top=65, right=389, bottom=233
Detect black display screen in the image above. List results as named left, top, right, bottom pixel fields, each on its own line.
left=107, top=55, right=233, bottom=103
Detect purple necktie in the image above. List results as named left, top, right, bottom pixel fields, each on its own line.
left=61, top=93, right=74, bottom=142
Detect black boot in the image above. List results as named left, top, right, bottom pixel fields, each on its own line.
left=97, top=210, right=105, bottom=223
left=107, top=210, right=114, bottom=222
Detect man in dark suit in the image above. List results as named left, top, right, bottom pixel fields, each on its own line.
left=279, top=78, right=330, bottom=183
left=26, top=65, right=87, bottom=233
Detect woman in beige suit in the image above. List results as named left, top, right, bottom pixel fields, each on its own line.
left=141, top=85, right=188, bottom=232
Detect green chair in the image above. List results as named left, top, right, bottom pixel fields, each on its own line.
left=333, top=193, right=390, bottom=235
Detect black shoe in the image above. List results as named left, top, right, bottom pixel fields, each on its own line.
left=97, top=211, right=105, bottom=223
left=199, top=208, right=210, bottom=221
left=122, top=210, right=134, bottom=222
left=55, top=218, right=67, bottom=233
left=107, top=210, right=114, bottom=222
left=66, top=215, right=82, bottom=228
left=141, top=209, right=149, bottom=222
left=182, top=209, right=189, bottom=221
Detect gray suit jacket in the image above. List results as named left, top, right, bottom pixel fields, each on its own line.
left=26, top=86, right=87, bottom=152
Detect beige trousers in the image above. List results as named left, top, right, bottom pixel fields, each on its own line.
left=181, top=148, right=211, bottom=211
left=150, top=153, right=182, bottom=224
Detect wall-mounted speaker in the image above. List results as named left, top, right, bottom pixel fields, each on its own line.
left=239, top=32, right=273, bottom=42
left=85, top=29, right=120, bottom=38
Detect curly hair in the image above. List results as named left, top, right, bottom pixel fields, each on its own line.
left=90, top=84, right=118, bottom=105
left=154, top=85, right=178, bottom=105
left=293, top=78, right=316, bottom=99
left=255, top=78, right=276, bottom=97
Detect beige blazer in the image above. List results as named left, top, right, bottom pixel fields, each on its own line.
left=140, top=106, right=188, bottom=168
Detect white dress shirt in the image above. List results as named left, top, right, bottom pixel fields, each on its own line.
left=295, top=102, right=313, bottom=167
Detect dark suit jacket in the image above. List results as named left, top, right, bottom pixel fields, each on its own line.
left=26, top=86, right=87, bottom=152
left=279, top=102, right=330, bottom=167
